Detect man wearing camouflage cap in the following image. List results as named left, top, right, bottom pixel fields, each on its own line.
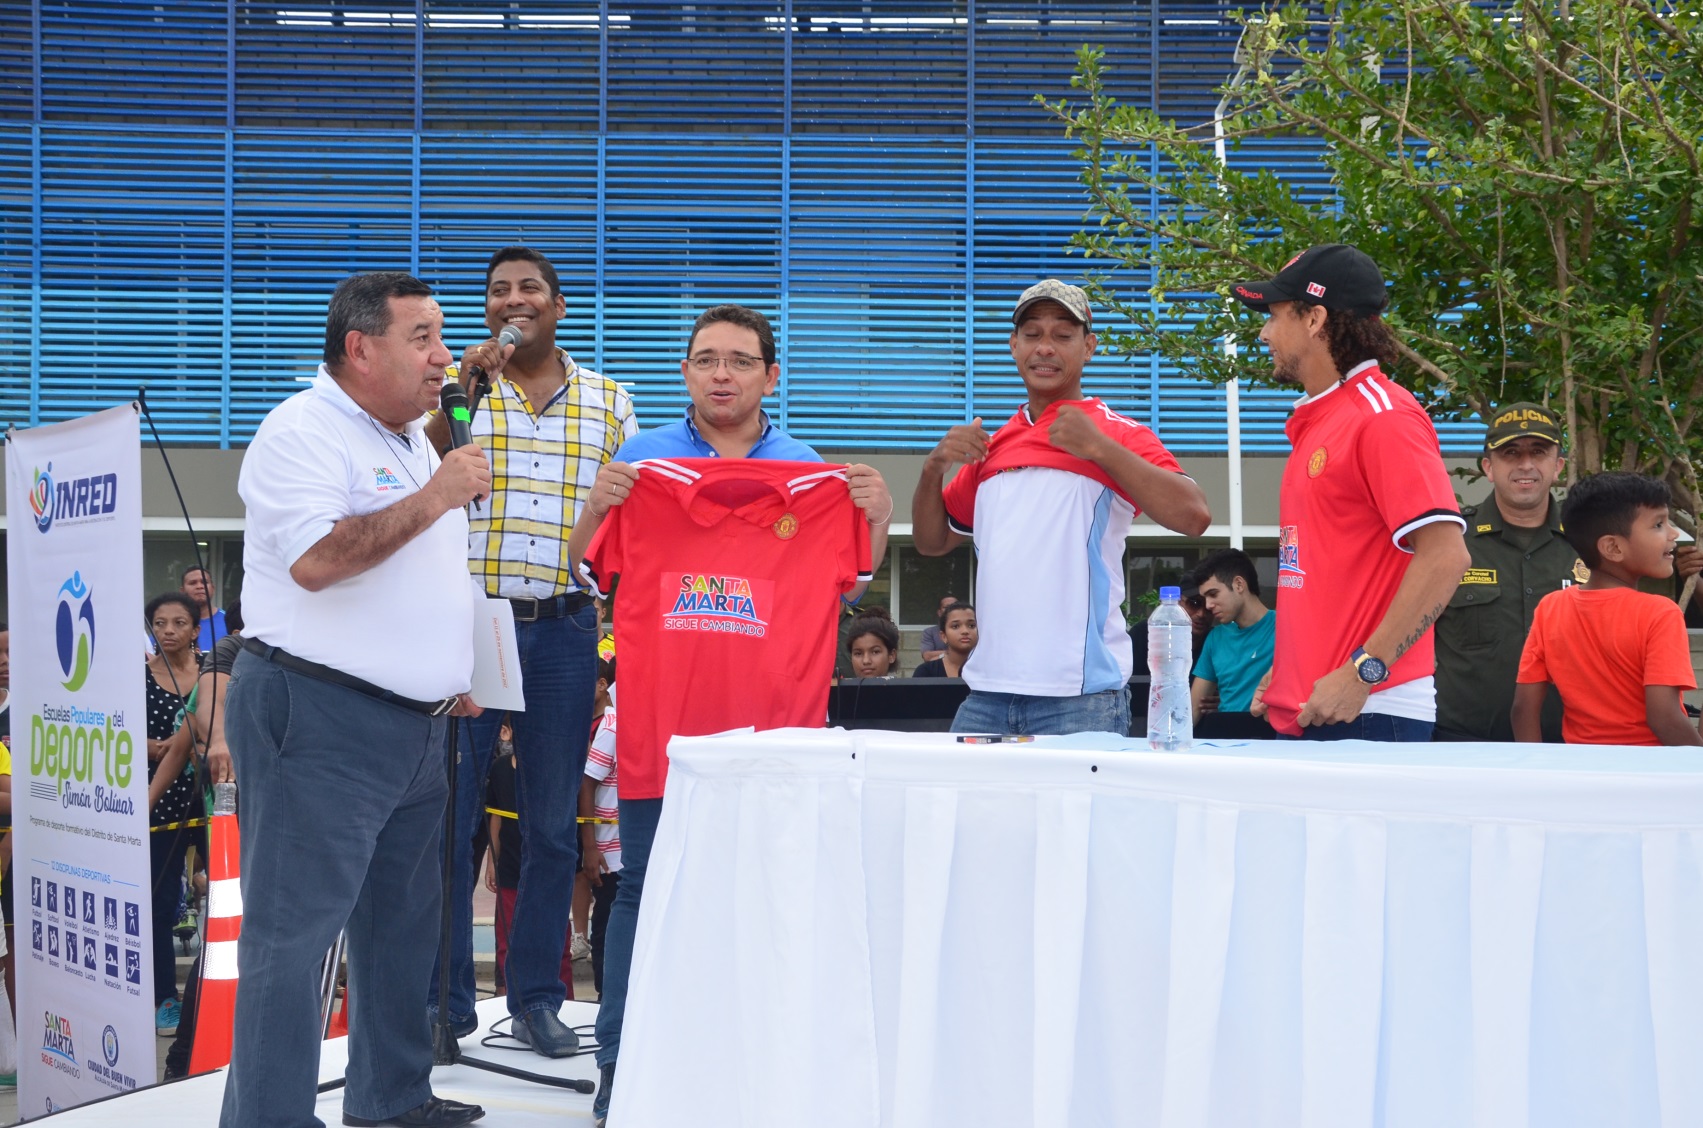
left=1434, top=401, right=1577, bottom=742
left=912, top=279, right=1211, bottom=736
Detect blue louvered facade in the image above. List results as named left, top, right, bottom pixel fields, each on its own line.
left=0, top=2, right=1478, bottom=452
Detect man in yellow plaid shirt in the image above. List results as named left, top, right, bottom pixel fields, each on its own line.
left=426, top=246, right=637, bottom=1058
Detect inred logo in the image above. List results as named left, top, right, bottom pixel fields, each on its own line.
left=1305, top=281, right=1326, bottom=298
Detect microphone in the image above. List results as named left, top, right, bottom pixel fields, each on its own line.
left=462, top=323, right=523, bottom=398
left=439, top=381, right=482, bottom=512
left=440, top=381, right=474, bottom=452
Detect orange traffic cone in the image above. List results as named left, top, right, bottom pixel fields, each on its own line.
left=190, top=782, right=242, bottom=1073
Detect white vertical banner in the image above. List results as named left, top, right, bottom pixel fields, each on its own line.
left=6, top=405, right=155, bottom=1116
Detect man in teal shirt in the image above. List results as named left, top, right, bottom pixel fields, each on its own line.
left=1188, top=549, right=1276, bottom=718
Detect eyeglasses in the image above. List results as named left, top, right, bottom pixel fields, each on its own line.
left=687, top=353, right=765, bottom=375
left=1183, top=595, right=1206, bottom=611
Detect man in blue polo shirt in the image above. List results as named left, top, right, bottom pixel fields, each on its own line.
left=565, top=302, right=891, bottom=1126
left=1187, top=548, right=1276, bottom=722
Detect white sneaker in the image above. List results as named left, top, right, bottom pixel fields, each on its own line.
left=570, top=933, right=592, bottom=962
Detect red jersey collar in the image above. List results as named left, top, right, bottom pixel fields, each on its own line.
left=636, top=458, right=846, bottom=529
left=1017, top=396, right=1103, bottom=426
left=1291, top=359, right=1381, bottom=413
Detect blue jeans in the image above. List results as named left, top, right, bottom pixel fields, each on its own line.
left=1280, top=712, right=1435, bottom=741
left=436, top=604, right=601, bottom=1023
left=950, top=687, right=1131, bottom=737
left=220, top=650, right=447, bottom=1128
left=594, top=795, right=663, bottom=1069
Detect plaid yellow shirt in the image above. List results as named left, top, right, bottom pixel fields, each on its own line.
left=454, top=350, right=638, bottom=598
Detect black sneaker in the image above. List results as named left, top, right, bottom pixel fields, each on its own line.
left=512, top=1007, right=580, bottom=1058
left=592, top=1062, right=615, bottom=1126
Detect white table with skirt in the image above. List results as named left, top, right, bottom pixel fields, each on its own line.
left=611, top=729, right=1703, bottom=1128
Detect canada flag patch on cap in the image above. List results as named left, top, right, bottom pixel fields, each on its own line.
left=1305, top=281, right=1327, bottom=298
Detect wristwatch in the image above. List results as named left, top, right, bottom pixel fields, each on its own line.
left=1350, top=647, right=1389, bottom=686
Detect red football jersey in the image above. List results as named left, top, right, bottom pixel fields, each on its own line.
left=583, top=458, right=872, bottom=799
left=1266, top=362, right=1463, bottom=736
left=940, top=398, right=1183, bottom=530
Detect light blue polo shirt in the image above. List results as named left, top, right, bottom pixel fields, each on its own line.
left=1193, top=610, right=1277, bottom=713
left=615, top=407, right=822, bottom=463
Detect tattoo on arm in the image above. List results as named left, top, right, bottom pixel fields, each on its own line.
left=1393, top=601, right=1446, bottom=661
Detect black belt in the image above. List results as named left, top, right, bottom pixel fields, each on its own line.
left=242, top=637, right=458, bottom=717
left=507, top=591, right=593, bottom=623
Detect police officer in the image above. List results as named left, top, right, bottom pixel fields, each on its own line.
left=1435, top=402, right=1578, bottom=742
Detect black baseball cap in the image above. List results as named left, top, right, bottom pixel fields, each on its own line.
left=1231, top=243, right=1388, bottom=315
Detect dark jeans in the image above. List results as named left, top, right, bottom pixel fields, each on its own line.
left=589, top=870, right=620, bottom=997
left=219, top=650, right=448, bottom=1128
left=438, top=605, right=601, bottom=1024
left=150, top=823, right=193, bottom=1006
left=1280, top=712, right=1435, bottom=742
left=594, top=796, right=663, bottom=1069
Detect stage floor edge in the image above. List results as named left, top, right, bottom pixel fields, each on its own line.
left=30, top=997, right=603, bottom=1125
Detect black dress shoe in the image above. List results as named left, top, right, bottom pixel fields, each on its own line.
left=512, top=1007, right=581, bottom=1058
left=342, top=1095, right=485, bottom=1127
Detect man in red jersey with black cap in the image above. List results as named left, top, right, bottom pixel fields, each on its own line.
left=1236, top=244, right=1470, bottom=740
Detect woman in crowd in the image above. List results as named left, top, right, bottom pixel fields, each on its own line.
left=143, top=591, right=201, bottom=1037
left=845, top=608, right=902, bottom=679
left=912, top=602, right=977, bottom=678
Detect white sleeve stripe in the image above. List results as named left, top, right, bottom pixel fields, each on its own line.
left=1390, top=510, right=1468, bottom=552
left=635, top=458, right=700, bottom=483
left=1373, top=380, right=1394, bottom=410
left=1356, top=383, right=1385, bottom=414
left=787, top=467, right=848, bottom=489
left=579, top=560, right=612, bottom=598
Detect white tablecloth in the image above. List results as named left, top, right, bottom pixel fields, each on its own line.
left=612, top=730, right=1703, bottom=1128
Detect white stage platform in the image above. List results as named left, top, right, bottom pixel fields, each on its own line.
left=34, top=998, right=604, bottom=1126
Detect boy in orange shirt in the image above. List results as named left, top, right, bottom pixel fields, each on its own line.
left=1513, top=472, right=1702, bottom=746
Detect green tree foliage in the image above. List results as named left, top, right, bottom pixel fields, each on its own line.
left=1046, top=0, right=1703, bottom=528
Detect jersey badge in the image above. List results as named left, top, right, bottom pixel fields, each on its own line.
left=1277, top=524, right=1305, bottom=589
left=1307, top=447, right=1328, bottom=477
left=773, top=512, right=799, bottom=540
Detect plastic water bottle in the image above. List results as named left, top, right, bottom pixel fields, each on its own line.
left=1146, top=586, right=1194, bottom=752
